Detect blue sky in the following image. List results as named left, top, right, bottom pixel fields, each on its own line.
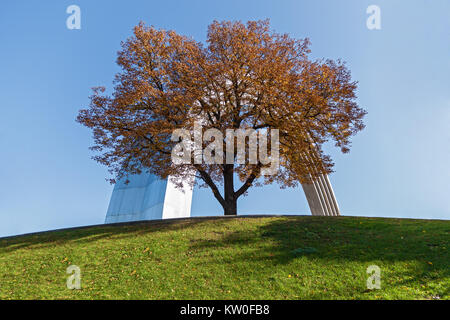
left=0, top=0, right=449, bottom=237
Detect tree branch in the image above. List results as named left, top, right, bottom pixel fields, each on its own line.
left=235, top=164, right=262, bottom=199
left=195, top=165, right=226, bottom=208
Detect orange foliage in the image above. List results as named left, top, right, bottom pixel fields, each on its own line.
left=77, top=20, right=366, bottom=215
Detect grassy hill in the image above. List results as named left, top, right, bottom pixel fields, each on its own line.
left=0, top=215, right=448, bottom=300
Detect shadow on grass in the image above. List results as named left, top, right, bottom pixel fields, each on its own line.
left=188, top=216, right=449, bottom=295
left=1, top=216, right=447, bottom=265
left=0, top=218, right=212, bottom=254
left=0, top=215, right=279, bottom=253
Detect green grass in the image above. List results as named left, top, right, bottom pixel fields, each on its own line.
left=0, top=216, right=448, bottom=300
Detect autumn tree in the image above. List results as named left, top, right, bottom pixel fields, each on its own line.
left=77, top=20, right=366, bottom=216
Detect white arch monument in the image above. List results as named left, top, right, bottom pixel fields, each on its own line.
left=105, top=172, right=339, bottom=223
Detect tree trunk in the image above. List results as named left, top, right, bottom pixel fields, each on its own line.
left=223, top=200, right=237, bottom=215
left=223, top=164, right=237, bottom=216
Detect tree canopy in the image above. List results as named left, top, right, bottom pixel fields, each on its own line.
left=77, top=20, right=366, bottom=215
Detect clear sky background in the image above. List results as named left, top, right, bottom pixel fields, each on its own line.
left=0, top=0, right=449, bottom=237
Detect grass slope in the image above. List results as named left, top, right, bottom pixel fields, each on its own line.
left=0, top=216, right=448, bottom=300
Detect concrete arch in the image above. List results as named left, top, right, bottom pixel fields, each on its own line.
left=301, top=174, right=340, bottom=216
